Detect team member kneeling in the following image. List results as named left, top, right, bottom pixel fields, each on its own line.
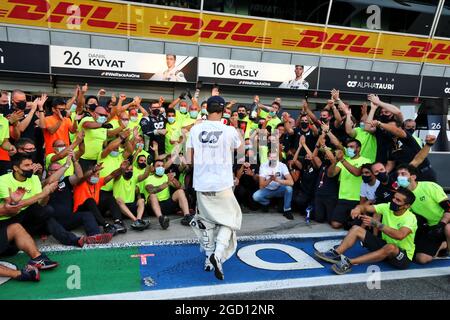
left=315, top=188, right=417, bottom=274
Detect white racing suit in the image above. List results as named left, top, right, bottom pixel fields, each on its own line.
left=190, top=188, right=242, bottom=263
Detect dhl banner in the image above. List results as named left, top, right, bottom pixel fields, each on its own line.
left=1, top=0, right=450, bottom=65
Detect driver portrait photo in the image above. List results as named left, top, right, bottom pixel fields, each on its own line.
left=279, top=65, right=310, bottom=89
left=150, top=54, right=187, bottom=82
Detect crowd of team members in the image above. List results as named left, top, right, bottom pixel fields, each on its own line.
left=0, top=82, right=449, bottom=281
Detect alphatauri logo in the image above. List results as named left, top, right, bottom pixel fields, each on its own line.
left=444, top=87, right=450, bottom=94
left=346, top=74, right=395, bottom=90
left=199, top=131, right=222, bottom=144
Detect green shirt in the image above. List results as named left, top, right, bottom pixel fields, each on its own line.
left=374, top=203, right=418, bottom=260
left=267, top=117, right=282, bottom=133
left=336, top=156, right=370, bottom=201
left=98, top=152, right=124, bottom=191
left=166, top=121, right=181, bottom=155
left=0, top=115, right=10, bottom=142
left=176, top=110, right=189, bottom=124
left=0, top=173, right=42, bottom=218
left=411, top=182, right=448, bottom=226
left=354, top=127, right=377, bottom=163
left=80, top=116, right=107, bottom=160
left=45, top=153, right=74, bottom=177
left=259, top=109, right=269, bottom=119
left=143, top=174, right=170, bottom=202
left=113, top=174, right=139, bottom=203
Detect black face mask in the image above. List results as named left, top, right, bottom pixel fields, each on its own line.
left=21, top=169, right=33, bottom=179
left=124, top=171, right=133, bottom=180
left=389, top=202, right=401, bottom=212
left=88, top=104, right=97, bottom=111
left=137, top=162, right=146, bottom=169
left=152, top=109, right=160, bottom=116
left=379, top=115, right=392, bottom=123
left=362, top=175, right=372, bottom=183
left=375, top=172, right=388, bottom=184
left=300, top=122, right=309, bottom=129
left=15, top=101, right=27, bottom=110
left=405, top=128, right=415, bottom=135
left=320, top=117, right=329, bottom=123
left=60, top=110, right=67, bottom=117
left=238, top=113, right=246, bottom=120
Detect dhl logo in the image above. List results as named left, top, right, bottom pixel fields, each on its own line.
left=0, top=0, right=450, bottom=64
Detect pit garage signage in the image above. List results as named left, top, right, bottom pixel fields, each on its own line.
left=318, top=68, right=421, bottom=96
left=198, top=57, right=318, bottom=89
left=50, top=46, right=197, bottom=81
left=420, top=77, right=450, bottom=98
left=1, top=0, right=450, bottom=65
left=0, top=41, right=49, bottom=74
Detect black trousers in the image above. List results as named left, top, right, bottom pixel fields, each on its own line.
left=77, top=191, right=122, bottom=226
left=50, top=206, right=100, bottom=236
left=314, top=195, right=338, bottom=223
left=235, top=185, right=260, bottom=210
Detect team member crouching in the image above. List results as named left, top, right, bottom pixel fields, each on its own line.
left=315, top=188, right=417, bottom=274
left=143, top=159, right=194, bottom=229
left=113, top=162, right=152, bottom=231
left=187, top=96, right=243, bottom=280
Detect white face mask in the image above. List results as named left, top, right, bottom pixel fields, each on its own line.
left=55, top=146, right=65, bottom=153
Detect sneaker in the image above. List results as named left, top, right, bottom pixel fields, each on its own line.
left=28, top=253, right=58, bottom=270
left=159, top=215, right=170, bottom=230
left=204, top=256, right=214, bottom=272
left=131, top=219, right=149, bottom=231
left=181, top=214, right=194, bottom=226
left=209, top=253, right=224, bottom=280
left=283, top=210, right=294, bottom=220
left=114, top=220, right=127, bottom=234
left=78, top=233, right=113, bottom=247
left=314, top=249, right=342, bottom=264
left=103, top=223, right=117, bottom=236
left=331, top=256, right=353, bottom=275
left=15, top=265, right=40, bottom=282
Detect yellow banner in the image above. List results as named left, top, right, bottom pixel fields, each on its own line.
left=1, top=0, right=450, bottom=65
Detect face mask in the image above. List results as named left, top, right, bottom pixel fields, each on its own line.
left=201, top=109, right=208, bottom=115
left=89, top=176, right=99, bottom=184
left=168, top=117, right=176, bottom=124
left=320, top=117, right=329, bottom=123
left=88, top=104, right=97, bottom=111
left=238, top=113, right=246, bottom=120
left=130, top=116, right=138, bottom=122
left=21, top=169, right=33, bottom=179
left=405, top=128, right=415, bottom=135
left=397, top=176, right=410, bottom=188
left=124, top=171, right=133, bottom=180
left=96, top=116, right=107, bottom=124
left=362, top=175, right=372, bottom=183
left=110, top=150, right=119, bottom=157
left=15, top=100, right=27, bottom=110
left=152, top=109, right=160, bottom=116
left=70, top=104, right=77, bottom=112
left=0, top=103, right=8, bottom=113
left=180, top=107, right=187, bottom=114
left=269, top=111, right=277, bottom=117
left=346, top=147, right=355, bottom=158
left=389, top=201, right=401, bottom=212
left=137, top=162, right=146, bottom=169
left=223, top=113, right=230, bottom=119
left=59, top=175, right=65, bottom=183
left=300, top=122, right=309, bottom=129
left=136, top=143, right=144, bottom=149
left=121, top=120, right=129, bottom=127
left=360, top=122, right=365, bottom=130
left=55, top=146, right=65, bottom=153
left=375, top=172, right=388, bottom=183
left=379, top=115, right=392, bottom=123
left=60, top=110, right=67, bottom=118
left=189, top=111, right=198, bottom=119
left=155, top=167, right=165, bottom=176
left=245, top=145, right=251, bottom=150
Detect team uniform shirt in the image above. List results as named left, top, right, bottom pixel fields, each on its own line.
left=79, top=116, right=107, bottom=161
left=360, top=180, right=381, bottom=202
left=165, top=121, right=182, bottom=155
left=187, top=120, right=241, bottom=192
left=354, top=127, right=377, bottom=163
left=390, top=133, right=432, bottom=174
left=410, top=181, right=448, bottom=226
left=142, top=174, right=170, bottom=202
left=315, top=164, right=339, bottom=197
left=374, top=173, right=397, bottom=204
left=175, top=110, right=190, bottom=124
left=0, top=115, right=10, bottom=161
left=267, top=117, right=282, bottom=133
left=0, top=173, right=42, bottom=218
left=113, top=174, right=139, bottom=204
left=373, top=203, right=418, bottom=260
left=48, top=177, right=74, bottom=216
left=73, top=177, right=105, bottom=212
left=258, top=161, right=290, bottom=191
left=293, top=128, right=317, bottom=154
left=151, top=68, right=187, bottom=82
left=128, top=113, right=143, bottom=135
left=45, top=153, right=74, bottom=177
left=97, top=151, right=124, bottom=192
left=296, top=162, right=319, bottom=197
left=181, top=116, right=197, bottom=129
left=140, top=115, right=166, bottom=154
left=336, top=156, right=371, bottom=201
left=279, top=78, right=309, bottom=89
left=43, top=115, right=72, bottom=155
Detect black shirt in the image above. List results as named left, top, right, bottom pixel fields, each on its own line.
left=297, top=161, right=319, bottom=197
left=140, top=115, right=166, bottom=154
left=48, top=177, right=74, bottom=215
left=293, top=128, right=317, bottom=155
left=315, top=164, right=339, bottom=197
left=374, top=173, right=397, bottom=204
left=234, top=163, right=259, bottom=189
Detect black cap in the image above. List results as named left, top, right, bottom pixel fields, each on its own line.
left=52, top=97, right=66, bottom=108
left=207, top=96, right=225, bottom=108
